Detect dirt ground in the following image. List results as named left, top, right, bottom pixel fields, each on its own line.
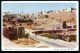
left=13, top=38, right=38, bottom=45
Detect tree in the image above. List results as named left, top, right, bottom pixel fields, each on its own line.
left=62, top=21, right=72, bottom=42
left=40, top=12, right=43, bottom=15
left=23, top=16, right=26, bottom=19
left=45, top=15, right=49, bottom=18
left=62, top=21, right=67, bottom=29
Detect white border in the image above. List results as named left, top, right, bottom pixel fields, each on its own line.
left=1, top=1, right=79, bottom=51
left=2, top=1, right=78, bottom=3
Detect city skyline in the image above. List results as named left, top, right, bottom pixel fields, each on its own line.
left=2, top=3, right=76, bottom=14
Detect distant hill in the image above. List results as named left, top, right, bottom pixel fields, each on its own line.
left=45, top=8, right=76, bottom=23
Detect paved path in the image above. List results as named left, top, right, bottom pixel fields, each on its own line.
left=25, top=29, right=68, bottom=48
left=30, top=35, right=67, bottom=48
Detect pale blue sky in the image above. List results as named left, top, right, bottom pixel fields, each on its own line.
left=2, top=3, right=76, bottom=13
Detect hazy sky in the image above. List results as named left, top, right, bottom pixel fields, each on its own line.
left=2, top=3, right=76, bottom=13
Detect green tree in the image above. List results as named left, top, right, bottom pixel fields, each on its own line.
left=62, top=21, right=67, bottom=29
left=45, top=15, right=49, bottom=18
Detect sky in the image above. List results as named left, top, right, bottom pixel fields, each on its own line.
left=2, top=3, right=76, bottom=14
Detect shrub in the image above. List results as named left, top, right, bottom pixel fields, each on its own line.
left=23, top=33, right=29, bottom=38
left=44, top=15, right=49, bottom=18
left=40, top=33, right=63, bottom=40
left=17, top=19, right=33, bottom=23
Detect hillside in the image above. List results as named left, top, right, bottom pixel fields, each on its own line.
left=46, top=11, right=76, bottom=23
